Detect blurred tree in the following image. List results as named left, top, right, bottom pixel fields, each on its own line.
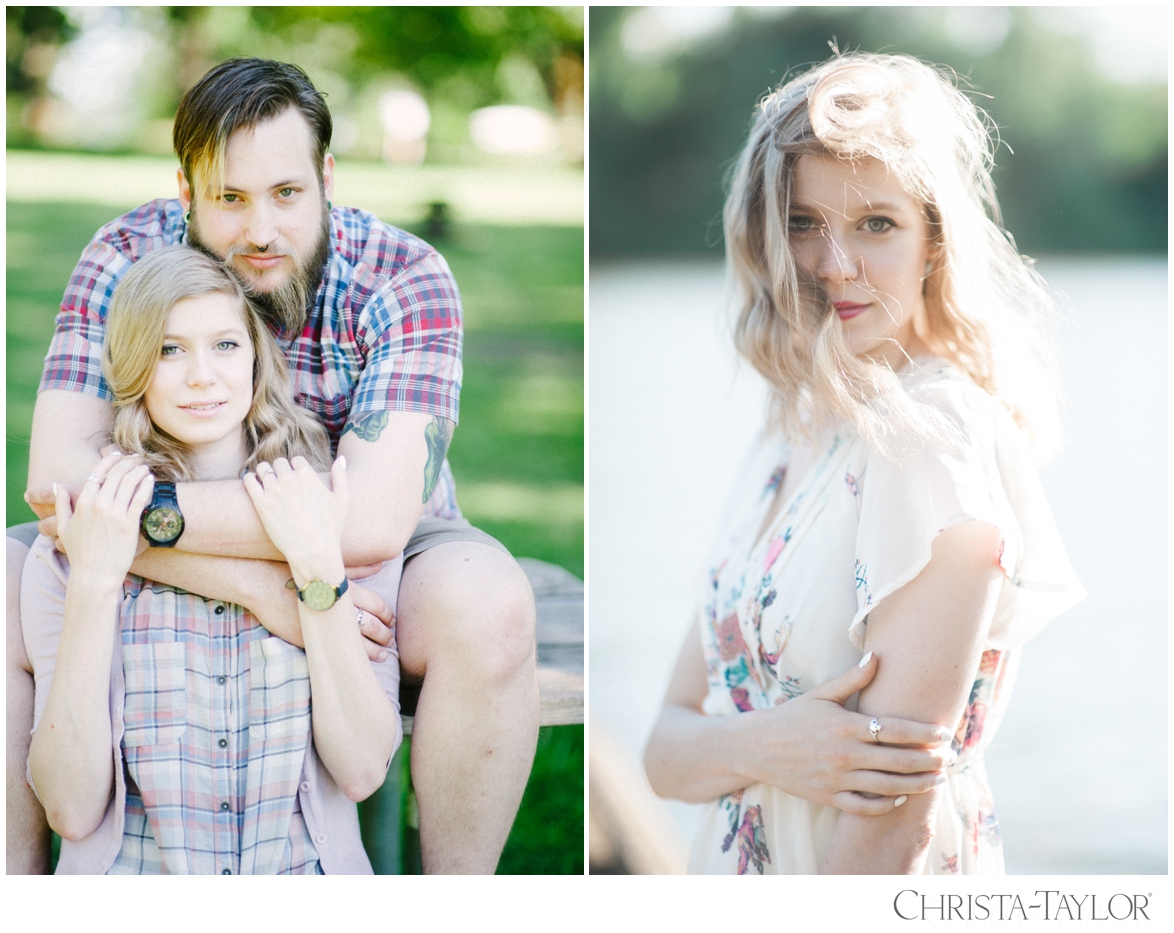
left=6, top=6, right=583, bottom=163
left=590, top=6, right=1166, bottom=256
left=5, top=6, right=76, bottom=145
left=252, top=7, right=582, bottom=107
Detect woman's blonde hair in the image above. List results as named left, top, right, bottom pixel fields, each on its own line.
left=102, top=246, right=331, bottom=481
left=725, top=51, right=1062, bottom=461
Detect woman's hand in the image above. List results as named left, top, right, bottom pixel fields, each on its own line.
left=30, top=449, right=152, bottom=839
left=243, top=456, right=348, bottom=582
left=346, top=559, right=397, bottom=652
left=246, top=456, right=397, bottom=800
left=352, top=581, right=395, bottom=656
left=28, top=443, right=132, bottom=548
left=645, top=618, right=955, bottom=815
left=55, top=451, right=154, bottom=586
left=732, top=652, right=955, bottom=815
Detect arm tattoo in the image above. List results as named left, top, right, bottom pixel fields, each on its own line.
left=422, top=416, right=455, bottom=503
left=341, top=410, right=390, bottom=442
left=341, top=411, right=452, bottom=503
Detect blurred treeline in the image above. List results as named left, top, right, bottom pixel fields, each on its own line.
left=591, top=6, right=1167, bottom=256
left=7, top=5, right=583, bottom=164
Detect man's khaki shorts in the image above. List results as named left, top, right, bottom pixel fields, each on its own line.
left=403, top=515, right=511, bottom=562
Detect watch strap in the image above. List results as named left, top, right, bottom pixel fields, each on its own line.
left=152, top=481, right=179, bottom=509
left=141, top=481, right=184, bottom=547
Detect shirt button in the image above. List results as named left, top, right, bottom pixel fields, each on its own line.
left=300, top=781, right=311, bottom=793
left=214, top=605, right=225, bottom=615
left=216, top=675, right=227, bottom=685
left=220, top=801, right=231, bottom=812
left=222, top=868, right=232, bottom=875
left=316, top=834, right=327, bottom=845
left=218, top=738, right=228, bottom=748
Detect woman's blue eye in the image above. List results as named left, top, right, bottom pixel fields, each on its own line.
left=216, top=340, right=239, bottom=351
left=160, top=345, right=179, bottom=356
left=789, top=216, right=817, bottom=233
left=865, top=217, right=894, bottom=233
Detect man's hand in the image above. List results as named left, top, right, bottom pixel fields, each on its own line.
left=25, top=484, right=67, bottom=524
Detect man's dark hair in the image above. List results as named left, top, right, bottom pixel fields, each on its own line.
left=173, top=58, right=332, bottom=197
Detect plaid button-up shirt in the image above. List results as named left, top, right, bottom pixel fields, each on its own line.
left=24, top=538, right=403, bottom=874
left=40, top=199, right=462, bottom=519
left=109, top=579, right=322, bottom=875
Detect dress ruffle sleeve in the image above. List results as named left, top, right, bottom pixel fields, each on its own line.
left=847, top=370, right=1084, bottom=652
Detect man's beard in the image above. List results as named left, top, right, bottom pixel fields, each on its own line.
left=188, top=209, right=331, bottom=337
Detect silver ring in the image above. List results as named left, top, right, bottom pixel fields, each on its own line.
left=258, top=466, right=276, bottom=479
left=85, top=473, right=100, bottom=483
left=356, top=608, right=364, bottom=627
left=870, top=718, right=883, bottom=744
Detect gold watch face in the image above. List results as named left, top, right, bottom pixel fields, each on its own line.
left=144, top=507, right=183, bottom=542
left=300, top=579, right=338, bottom=611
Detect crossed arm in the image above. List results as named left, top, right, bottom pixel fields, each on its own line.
left=645, top=520, right=1002, bottom=872
left=28, top=452, right=401, bottom=838
left=821, top=520, right=1002, bottom=873
left=27, top=389, right=452, bottom=638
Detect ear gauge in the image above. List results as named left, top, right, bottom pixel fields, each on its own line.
left=184, top=210, right=191, bottom=225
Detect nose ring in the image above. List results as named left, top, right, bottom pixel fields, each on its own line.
left=256, top=244, right=268, bottom=253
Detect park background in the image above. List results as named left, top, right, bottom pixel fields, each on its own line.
left=6, top=5, right=583, bottom=874
left=589, top=6, right=1167, bottom=876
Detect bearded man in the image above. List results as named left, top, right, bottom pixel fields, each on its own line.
left=7, top=58, right=539, bottom=875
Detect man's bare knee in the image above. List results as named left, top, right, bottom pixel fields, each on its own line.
left=399, top=543, right=536, bottom=684
left=473, top=557, right=537, bottom=680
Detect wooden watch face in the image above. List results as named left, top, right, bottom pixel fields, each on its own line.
left=300, top=580, right=338, bottom=611
left=144, top=507, right=183, bottom=542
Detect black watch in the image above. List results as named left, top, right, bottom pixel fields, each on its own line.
left=140, top=481, right=185, bottom=547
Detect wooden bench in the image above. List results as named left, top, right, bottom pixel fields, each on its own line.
left=359, top=557, right=584, bottom=872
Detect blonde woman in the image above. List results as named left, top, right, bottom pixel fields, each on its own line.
left=644, top=53, right=1084, bottom=875
left=22, top=246, right=402, bottom=873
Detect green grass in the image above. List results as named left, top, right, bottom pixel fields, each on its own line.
left=7, top=197, right=583, bottom=873
left=497, top=724, right=584, bottom=874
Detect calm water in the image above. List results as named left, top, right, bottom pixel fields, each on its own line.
left=589, top=256, right=1167, bottom=874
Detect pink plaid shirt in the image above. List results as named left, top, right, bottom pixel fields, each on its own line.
left=23, top=537, right=402, bottom=874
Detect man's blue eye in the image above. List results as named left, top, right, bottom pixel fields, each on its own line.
left=279, top=188, right=294, bottom=197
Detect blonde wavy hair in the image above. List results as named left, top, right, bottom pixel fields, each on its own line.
left=102, top=246, right=331, bottom=481
left=725, top=52, right=1062, bottom=461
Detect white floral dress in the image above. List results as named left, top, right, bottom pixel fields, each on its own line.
left=687, top=360, right=1084, bottom=874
